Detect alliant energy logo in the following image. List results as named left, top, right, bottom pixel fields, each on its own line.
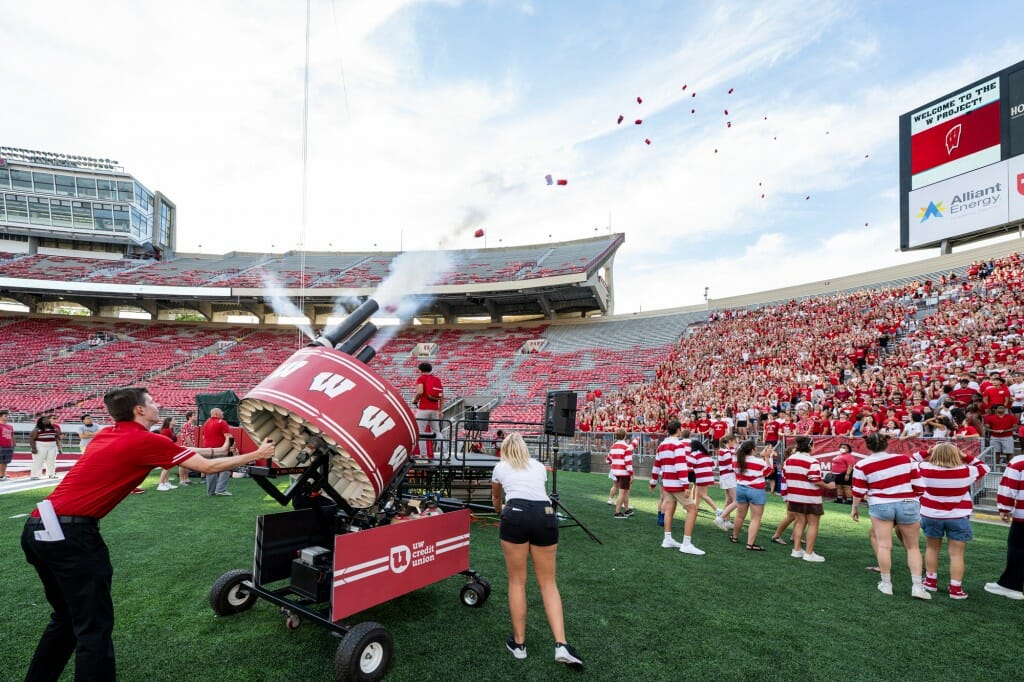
left=950, top=183, right=1002, bottom=213
left=917, top=201, right=944, bottom=222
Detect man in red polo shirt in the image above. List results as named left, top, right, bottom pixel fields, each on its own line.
left=203, top=407, right=234, bottom=496
left=20, top=387, right=274, bottom=682
left=985, top=403, right=1018, bottom=465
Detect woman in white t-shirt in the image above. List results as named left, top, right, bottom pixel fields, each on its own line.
left=491, top=433, right=583, bottom=669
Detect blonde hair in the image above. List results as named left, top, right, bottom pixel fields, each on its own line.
left=928, top=442, right=964, bottom=468
left=500, top=433, right=532, bottom=470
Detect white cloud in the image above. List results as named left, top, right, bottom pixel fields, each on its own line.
left=2, top=1, right=1023, bottom=315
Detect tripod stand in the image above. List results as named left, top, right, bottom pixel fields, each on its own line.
left=547, top=435, right=601, bottom=544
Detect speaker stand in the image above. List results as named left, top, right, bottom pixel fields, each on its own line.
left=548, top=435, right=601, bottom=544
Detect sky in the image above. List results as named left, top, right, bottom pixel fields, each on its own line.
left=2, top=0, right=1024, bottom=315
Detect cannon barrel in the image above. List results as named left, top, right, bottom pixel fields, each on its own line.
left=310, top=298, right=380, bottom=348
left=337, top=322, right=378, bottom=356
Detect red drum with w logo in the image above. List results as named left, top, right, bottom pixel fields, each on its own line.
left=239, top=346, right=417, bottom=508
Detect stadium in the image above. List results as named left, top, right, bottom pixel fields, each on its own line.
left=4, top=6, right=1024, bottom=682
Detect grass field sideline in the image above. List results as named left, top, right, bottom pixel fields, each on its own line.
left=1, top=470, right=1022, bottom=681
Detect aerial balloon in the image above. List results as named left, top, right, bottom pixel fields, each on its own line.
left=474, top=228, right=484, bottom=238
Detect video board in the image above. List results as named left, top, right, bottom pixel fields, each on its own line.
left=899, top=59, right=1024, bottom=250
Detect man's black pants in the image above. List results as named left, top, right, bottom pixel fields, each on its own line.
left=21, top=519, right=116, bottom=682
left=998, top=520, right=1024, bottom=592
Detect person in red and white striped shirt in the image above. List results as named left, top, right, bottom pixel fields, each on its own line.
left=782, top=436, right=835, bottom=563
left=729, top=441, right=775, bottom=551
left=649, top=421, right=704, bottom=555
left=715, top=435, right=738, bottom=529
left=985, top=454, right=1024, bottom=600
left=687, top=439, right=724, bottom=524
left=851, top=433, right=929, bottom=599
left=918, top=443, right=989, bottom=599
left=607, top=430, right=635, bottom=518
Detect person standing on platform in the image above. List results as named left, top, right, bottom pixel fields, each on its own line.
left=0, top=410, right=13, bottom=481
left=412, top=362, right=444, bottom=458
left=203, top=408, right=233, bottom=496
left=20, top=386, right=275, bottom=682
left=29, top=414, right=62, bottom=480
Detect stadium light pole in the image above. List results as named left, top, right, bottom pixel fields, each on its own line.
left=704, top=286, right=709, bottom=310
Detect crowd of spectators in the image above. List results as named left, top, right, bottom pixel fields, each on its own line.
left=579, top=254, right=1024, bottom=458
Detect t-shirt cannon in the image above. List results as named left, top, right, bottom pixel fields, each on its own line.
left=208, top=299, right=491, bottom=681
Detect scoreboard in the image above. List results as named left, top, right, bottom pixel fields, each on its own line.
left=899, top=58, right=1024, bottom=250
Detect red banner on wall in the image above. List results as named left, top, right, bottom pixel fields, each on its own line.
left=802, top=435, right=981, bottom=471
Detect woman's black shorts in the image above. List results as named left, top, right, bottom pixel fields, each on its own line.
left=499, top=499, right=559, bottom=546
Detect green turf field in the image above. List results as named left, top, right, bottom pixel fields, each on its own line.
left=1, top=471, right=1021, bottom=681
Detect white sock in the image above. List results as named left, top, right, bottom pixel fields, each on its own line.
left=683, top=535, right=692, bottom=545
left=664, top=532, right=673, bottom=540
left=880, top=573, right=892, bottom=584
left=911, top=575, right=923, bottom=586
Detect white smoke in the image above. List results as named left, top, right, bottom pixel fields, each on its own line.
left=262, top=272, right=314, bottom=340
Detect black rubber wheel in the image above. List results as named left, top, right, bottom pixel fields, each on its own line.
left=335, top=621, right=393, bottom=682
left=475, top=576, right=492, bottom=600
left=460, top=581, right=488, bottom=608
left=209, top=569, right=257, bottom=616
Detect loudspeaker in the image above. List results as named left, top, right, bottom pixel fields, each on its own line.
left=544, top=390, right=577, bottom=437
left=465, top=410, right=490, bottom=431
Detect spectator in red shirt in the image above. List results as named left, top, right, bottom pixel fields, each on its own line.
left=203, top=408, right=233, bottom=496
left=984, top=404, right=1017, bottom=465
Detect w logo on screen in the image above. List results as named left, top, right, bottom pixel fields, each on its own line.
left=1018, top=173, right=1024, bottom=196
left=916, top=201, right=945, bottom=222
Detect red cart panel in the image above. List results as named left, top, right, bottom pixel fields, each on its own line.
left=331, top=509, right=471, bottom=621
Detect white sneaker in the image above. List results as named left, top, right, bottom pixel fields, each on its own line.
left=877, top=581, right=893, bottom=596
left=661, top=537, right=681, bottom=549
left=715, top=509, right=724, bottom=517
left=802, top=552, right=825, bottom=563
left=911, top=585, right=933, bottom=601
left=679, top=543, right=705, bottom=556
left=984, top=582, right=1024, bottom=600
left=157, top=483, right=172, bottom=491
left=554, top=642, right=584, bottom=669
left=606, top=499, right=615, bottom=505
left=713, top=517, right=730, bottom=531
left=790, top=549, right=805, bottom=559
left=723, top=521, right=734, bottom=530
left=166, top=482, right=177, bottom=489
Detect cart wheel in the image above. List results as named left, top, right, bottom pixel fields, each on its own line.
left=285, top=612, right=301, bottom=630
left=475, top=576, right=492, bottom=600
left=209, top=569, right=257, bottom=616
left=460, top=581, right=488, bottom=608
left=334, top=621, right=392, bottom=682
